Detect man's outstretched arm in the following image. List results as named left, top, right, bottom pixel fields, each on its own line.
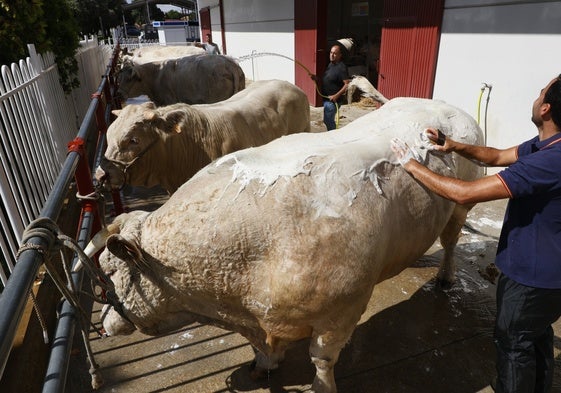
left=391, top=137, right=511, bottom=205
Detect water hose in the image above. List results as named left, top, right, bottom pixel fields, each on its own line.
left=477, top=86, right=484, bottom=125
left=477, top=82, right=492, bottom=174
left=237, top=51, right=342, bottom=129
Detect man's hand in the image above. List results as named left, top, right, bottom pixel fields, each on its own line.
left=420, top=128, right=450, bottom=152
left=390, top=138, right=422, bottom=168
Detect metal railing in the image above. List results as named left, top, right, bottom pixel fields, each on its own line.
left=0, top=38, right=112, bottom=289
left=0, top=41, right=122, bottom=391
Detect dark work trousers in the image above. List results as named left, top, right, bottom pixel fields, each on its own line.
left=494, top=273, right=561, bottom=393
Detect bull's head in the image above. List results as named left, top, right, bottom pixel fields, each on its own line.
left=97, top=103, right=164, bottom=190
left=97, top=102, right=191, bottom=192
left=115, top=65, right=139, bottom=103
left=82, top=211, right=184, bottom=336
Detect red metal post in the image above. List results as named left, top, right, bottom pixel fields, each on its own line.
left=91, top=92, right=107, bottom=135
left=68, top=138, right=103, bottom=237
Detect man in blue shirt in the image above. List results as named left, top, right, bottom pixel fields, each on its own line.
left=391, top=74, right=561, bottom=393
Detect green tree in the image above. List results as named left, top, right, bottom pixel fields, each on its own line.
left=43, top=0, right=80, bottom=91
left=0, top=1, right=48, bottom=64
left=164, top=10, right=182, bottom=20
left=0, top=0, right=82, bottom=93
left=0, top=0, right=126, bottom=92
left=150, top=4, right=164, bottom=22
left=126, top=3, right=164, bottom=26
left=75, top=0, right=122, bottom=37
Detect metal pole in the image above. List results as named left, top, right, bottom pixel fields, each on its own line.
left=146, top=0, right=151, bottom=23
left=42, top=212, right=94, bottom=393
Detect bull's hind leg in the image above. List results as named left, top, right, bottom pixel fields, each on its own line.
left=437, top=203, right=475, bottom=287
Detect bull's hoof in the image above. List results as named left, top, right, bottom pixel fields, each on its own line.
left=248, top=360, right=271, bottom=380
left=435, top=278, right=454, bottom=290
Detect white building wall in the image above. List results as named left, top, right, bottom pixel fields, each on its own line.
left=195, top=0, right=561, bottom=164
left=197, top=0, right=296, bottom=83
left=209, top=4, right=221, bottom=41
left=434, top=0, right=561, bottom=173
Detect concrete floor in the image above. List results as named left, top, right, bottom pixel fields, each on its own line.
left=65, top=191, right=561, bottom=393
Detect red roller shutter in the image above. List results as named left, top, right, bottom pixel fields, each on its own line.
left=378, top=0, right=444, bottom=99
left=294, top=0, right=327, bottom=106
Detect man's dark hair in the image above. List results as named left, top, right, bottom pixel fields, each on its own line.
left=544, top=74, right=561, bottom=128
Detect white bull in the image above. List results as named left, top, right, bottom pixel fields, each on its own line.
left=121, top=45, right=205, bottom=66
left=347, top=75, right=389, bottom=106
left=86, top=98, right=483, bottom=392
left=117, top=53, right=245, bottom=106
left=97, top=79, right=311, bottom=194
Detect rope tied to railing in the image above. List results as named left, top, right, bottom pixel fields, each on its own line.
left=16, top=217, right=114, bottom=389
left=76, top=187, right=107, bottom=229
left=17, top=218, right=62, bottom=345
left=19, top=217, right=60, bottom=250
left=16, top=243, right=50, bottom=344
left=75, top=190, right=98, bottom=201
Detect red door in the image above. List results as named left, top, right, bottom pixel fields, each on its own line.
left=378, top=0, right=444, bottom=99
left=294, top=0, right=327, bottom=106
left=199, top=7, right=211, bottom=42
left=199, top=3, right=226, bottom=54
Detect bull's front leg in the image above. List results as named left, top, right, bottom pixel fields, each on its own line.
left=437, top=203, right=475, bottom=288
left=249, top=338, right=289, bottom=380
left=309, top=327, right=355, bottom=393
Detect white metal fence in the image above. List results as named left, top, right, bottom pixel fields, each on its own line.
left=0, top=37, right=112, bottom=289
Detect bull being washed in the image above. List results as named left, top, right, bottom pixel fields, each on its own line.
left=97, top=79, right=311, bottom=194
left=85, top=98, right=483, bottom=393
left=117, top=53, right=245, bottom=106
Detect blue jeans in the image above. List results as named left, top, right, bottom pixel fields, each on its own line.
left=323, top=100, right=339, bottom=131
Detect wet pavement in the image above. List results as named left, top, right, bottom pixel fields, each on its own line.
left=67, top=189, right=561, bottom=393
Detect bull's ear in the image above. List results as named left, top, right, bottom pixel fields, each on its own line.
left=112, top=109, right=122, bottom=117
left=106, top=234, right=141, bottom=265
left=163, top=110, right=186, bottom=134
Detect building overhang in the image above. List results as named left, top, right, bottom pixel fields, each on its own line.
left=122, top=0, right=197, bottom=12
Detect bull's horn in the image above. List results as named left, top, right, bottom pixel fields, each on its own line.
left=94, top=165, right=107, bottom=182
left=73, top=226, right=111, bottom=272
left=85, top=226, right=111, bottom=257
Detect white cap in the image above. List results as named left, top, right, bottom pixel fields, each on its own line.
left=336, top=38, right=354, bottom=52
